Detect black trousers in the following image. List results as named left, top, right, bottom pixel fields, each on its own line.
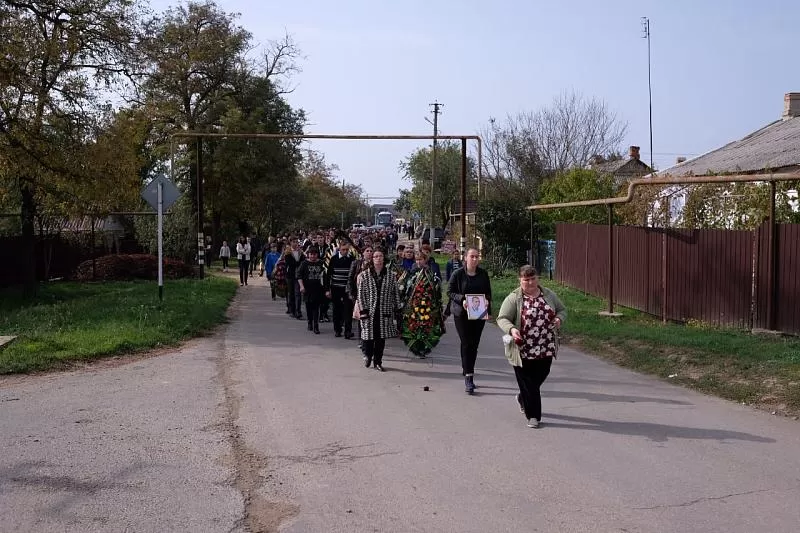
left=320, top=294, right=330, bottom=318
left=514, top=357, right=553, bottom=421
left=363, top=338, right=386, bottom=365
left=221, top=257, right=229, bottom=269
left=286, top=277, right=298, bottom=315
left=331, top=287, right=353, bottom=335
left=238, top=259, right=249, bottom=285
left=453, top=315, right=486, bottom=375
left=305, top=293, right=321, bottom=328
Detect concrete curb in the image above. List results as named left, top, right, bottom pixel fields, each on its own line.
left=0, top=336, right=17, bottom=350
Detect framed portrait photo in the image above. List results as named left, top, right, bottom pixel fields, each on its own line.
left=465, top=294, right=489, bottom=320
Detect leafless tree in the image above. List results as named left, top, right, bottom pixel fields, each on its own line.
left=479, top=91, right=627, bottom=200
left=262, top=32, right=304, bottom=94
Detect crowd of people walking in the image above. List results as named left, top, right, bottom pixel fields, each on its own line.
left=220, top=226, right=566, bottom=428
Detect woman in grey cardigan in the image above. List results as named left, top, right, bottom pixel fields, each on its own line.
left=496, top=265, right=566, bottom=428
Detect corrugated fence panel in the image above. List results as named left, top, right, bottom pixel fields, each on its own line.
left=754, top=222, right=769, bottom=330
left=615, top=226, right=649, bottom=311
left=777, top=224, right=800, bottom=335
left=586, top=225, right=609, bottom=297
left=555, top=224, right=587, bottom=289
left=665, top=229, right=752, bottom=328
left=556, top=223, right=768, bottom=331
left=665, top=229, right=693, bottom=323
left=646, top=230, right=664, bottom=317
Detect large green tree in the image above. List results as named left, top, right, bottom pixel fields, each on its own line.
left=536, top=168, right=617, bottom=238
left=206, top=74, right=305, bottom=240
left=0, top=0, right=145, bottom=295
left=477, top=92, right=627, bottom=248
left=400, top=141, right=475, bottom=230
left=295, top=150, right=366, bottom=230
left=137, top=0, right=250, bottom=229
left=135, top=2, right=310, bottom=251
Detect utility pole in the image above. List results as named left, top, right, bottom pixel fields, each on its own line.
left=642, top=17, right=654, bottom=172
left=425, top=101, right=443, bottom=240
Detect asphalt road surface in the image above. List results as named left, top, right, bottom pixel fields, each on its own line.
left=2, top=274, right=799, bottom=533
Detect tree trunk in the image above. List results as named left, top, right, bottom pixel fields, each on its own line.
left=20, top=180, right=38, bottom=297
left=211, top=210, right=221, bottom=255
left=439, top=209, right=450, bottom=231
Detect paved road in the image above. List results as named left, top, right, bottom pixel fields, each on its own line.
left=2, top=274, right=800, bottom=532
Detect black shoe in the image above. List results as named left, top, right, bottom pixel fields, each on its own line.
left=345, top=332, right=354, bottom=340
left=296, top=315, right=303, bottom=320
left=374, top=364, right=385, bottom=372
left=465, top=376, right=475, bottom=394
left=307, top=323, right=313, bottom=331
left=364, top=356, right=372, bottom=368
left=314, top=326, right=320, bottom=334
left=334, top=332, right=343, bottom=338
left=285, top=309, right=292, bottom=315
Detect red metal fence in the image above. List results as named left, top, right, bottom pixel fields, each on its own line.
left=555, top=223, right=800, bottom=335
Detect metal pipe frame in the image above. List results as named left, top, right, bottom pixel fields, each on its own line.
left=169, top=132, right=482, bottom=187
left=169, top=132, right=483, bottom=263
left=527, top=172, right=800, bottom=211
left=527, top=172, right=800, bottom=323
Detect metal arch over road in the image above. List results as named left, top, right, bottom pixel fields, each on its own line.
left=169, top=132, right=483, bottom=277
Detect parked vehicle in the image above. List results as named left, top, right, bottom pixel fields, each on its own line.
left=418, top=226, right=445, bottom=249
left=351, top=223, right=365, bottom=231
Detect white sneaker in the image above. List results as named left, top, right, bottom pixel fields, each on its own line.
left=516, top=394, right=524, bottom=413
left=527, top=419, right=540, bottom=428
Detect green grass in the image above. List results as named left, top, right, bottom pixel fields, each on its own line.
left=487, top=275, right=800, bottom=416
left=0, top=276, right=238, bottom=374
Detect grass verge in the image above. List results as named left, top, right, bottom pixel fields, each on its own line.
left=488, top=274, right=800, bottom=417
left=0, top=276, right=238, bottom=374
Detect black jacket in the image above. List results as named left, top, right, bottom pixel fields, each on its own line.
left=284, top=251, right=304, bottom=279
left=448, top=267, right=492, bottom=318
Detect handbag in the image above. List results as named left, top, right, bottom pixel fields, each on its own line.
left=352, top=299, right=361, bottom=320
left=502, top=334, right=523, bottom=367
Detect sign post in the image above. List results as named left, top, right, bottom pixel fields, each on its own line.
left=157, top=180, right=164, bottom=301
left=141, top=174, right=182, bottom=301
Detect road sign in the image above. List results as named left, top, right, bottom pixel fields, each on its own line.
left=141, top=174, right=181, bottom=212
left=140, top=175, right=181, bottom=301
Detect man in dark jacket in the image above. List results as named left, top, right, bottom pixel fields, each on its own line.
left=284, top=239, right=305, bottom=319
left=297, top=246, right=325, bottom=334
left=326, top=241, right=356, bottom=339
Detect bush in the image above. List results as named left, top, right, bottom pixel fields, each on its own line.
left=482, top=244, right=523, bottom=278
left=74, top=254, right=194, bottom=281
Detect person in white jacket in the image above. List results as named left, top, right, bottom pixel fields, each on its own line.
left=235, top=236, right=251, bottom=286
left=219, top=240, right=231, bottom=272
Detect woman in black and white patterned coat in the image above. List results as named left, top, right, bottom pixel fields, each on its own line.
left=356, top=247, right=402, bottom=372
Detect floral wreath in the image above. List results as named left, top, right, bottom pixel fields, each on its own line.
left=400, top=269, right=444, bottom=357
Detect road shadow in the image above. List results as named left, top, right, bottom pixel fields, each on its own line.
left=543, top=413, right=777, bottom=443
left=545, top=390, right=693, bottom=406
left=1, top=460, right=149, bottom=516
